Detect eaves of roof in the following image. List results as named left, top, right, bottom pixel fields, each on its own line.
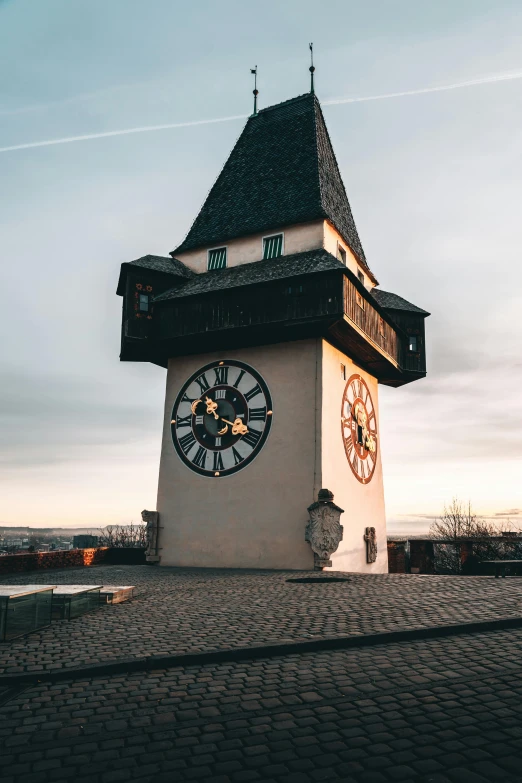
left=154, top=249, right=345, bottom=302
left=116, top=254, right=194, bottom=296
left=371, top=288, right=430, bottom=316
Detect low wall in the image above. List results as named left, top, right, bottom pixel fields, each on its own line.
left=387, top=541, right=407, bottom=574
left=0, top=547, right=145, bottom=575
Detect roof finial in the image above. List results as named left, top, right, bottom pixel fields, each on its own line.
left=250, top=66, right=258, bottom=116
left=309, top=43, right=315, bottom=94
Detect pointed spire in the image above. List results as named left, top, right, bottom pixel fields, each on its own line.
left=250, top=66, right=258, bottom=117
left=309, top=43, right=315, bottom=94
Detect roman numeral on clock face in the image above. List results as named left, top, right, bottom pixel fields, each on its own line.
left=248, top=407, right=267, bottom=422
left=233, top=370, right=245, bottom=388
left=195, top=374, right=210, bottom=394
left=241, top=428, right=261, bottom=449
left=213, top=366, right=228, bottom=385
left=192, top=446, right=207, bottom=468
left=214, top=389, right=226, bottom=400
left=179, top=431, right=196, bottom=455
left=176, top=414, right=192, bottom=428
left=195, top=415, right=204, bottom=425
left=181, top=392, right=196, bottom=403
left=244, top=383, right=262, bottom=402
left=232, top=447, right=244, bottom=465
left=352, top=452, right=359, bottom=474
left=213, top=452, right=224, bottom=471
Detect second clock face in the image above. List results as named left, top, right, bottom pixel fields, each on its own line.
left=171, top=360, right=273, bottom=478
left=341, top=374, right=378, bottom=484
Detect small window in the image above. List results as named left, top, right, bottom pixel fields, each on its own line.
left=357, top=270, right=365, bottom=285
left=139, top=294, right=149, bottom=312
left=409, top=335, right=418, bottom=352
left=356, top=291, right=364, bottom=309
left=378, top=317, right=385, bottom=337
left=263, top=234, right=283, bottom=259
left=285, top=284, right=303, bottom=295
left=208, top=247, right=227, bottom=270
left=340, top=363, right=346, bottom=380
left=337, top=244, right=346, bottom=264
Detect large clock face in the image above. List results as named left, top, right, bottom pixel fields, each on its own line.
left=341, top=374, right=378, bottom=484
left=171, top=360, right=273, bottom=478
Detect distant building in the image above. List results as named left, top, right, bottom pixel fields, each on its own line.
left=73, top=534, right=99, bottom=549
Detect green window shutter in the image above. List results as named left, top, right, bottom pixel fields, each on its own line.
left=208, top=248, right=227, bottom=270
left=263, top=234, right=283, bottom=260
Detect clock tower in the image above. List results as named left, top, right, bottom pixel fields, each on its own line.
left=116, top=90, right=429, bottom=572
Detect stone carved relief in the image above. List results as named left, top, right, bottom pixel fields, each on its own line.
left=305, top=489, right=344, bottom=570
left=364, top=526, right=377, bottom=564
left=141, top=510, right=160, bottom=562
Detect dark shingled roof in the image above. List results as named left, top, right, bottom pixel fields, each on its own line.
left=126, top=254, right=194, bottom=278
left=371, top=288, right=430, bottom=315
left=155, top=249, right=345, bottom=301
left=116, top=255, right=194, bottom=296
left=172, top=93, right=371, bottom=274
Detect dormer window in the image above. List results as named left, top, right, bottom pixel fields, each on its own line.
left=357, top=270, right=365, bottom=285
left=337, top=244, right=346, bottom=264
left=263, top=233, right=283, bottom=259
left=409, top=335, right=418, bottom=352
left=208, top=247, right=227, bottom=271
left=139, top=293, right=149, bottom=312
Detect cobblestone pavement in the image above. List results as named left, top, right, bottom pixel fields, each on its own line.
left=1, top=627, right=522, bottom=782
left=1, top=566, right=522, bottom=675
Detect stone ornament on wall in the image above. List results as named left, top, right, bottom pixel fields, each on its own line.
left=305, top=489, right=344, bottom=570
left=142, top=510, right=160, bottom=563
left=364, top=526, right=377, bottom=563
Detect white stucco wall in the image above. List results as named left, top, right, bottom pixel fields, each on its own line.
left=322, top=222, right=376, bottom=290
left=155, top=339, right=388, bottom=572
left=175, top=221, right=324, bottom=274
left=320, top=341, right=388, bottom=573
left=156, top=340, right=321, bottom=570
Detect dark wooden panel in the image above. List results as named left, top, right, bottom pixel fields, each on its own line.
left=343, top=278, right=400, bottom=365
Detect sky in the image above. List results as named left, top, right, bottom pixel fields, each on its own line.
left=1, top=0, right=522, bottom=535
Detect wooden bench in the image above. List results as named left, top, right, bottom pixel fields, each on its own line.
left=481, top=560, right=522, bottom=578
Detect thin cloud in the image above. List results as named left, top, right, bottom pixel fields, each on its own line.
left=1, top=69, right=522, bottom=154
left=322, top=69, right=522, bottom=106
left=0, top=114, right=248, bottom=154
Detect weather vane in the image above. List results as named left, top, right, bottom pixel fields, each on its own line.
left=250, top=66, right=258, bottom=116
left=309, top=43, right=315, bottom=94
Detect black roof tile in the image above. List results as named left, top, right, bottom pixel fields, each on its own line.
left=172, top=93, right=372, bottom=274
left=116, top=254, right=194, bottom=296
left=127, top=254, right=194, bottom=278
left=371, top=288, right=430, bottom=315
left=155, top=249, right=345, bottom=301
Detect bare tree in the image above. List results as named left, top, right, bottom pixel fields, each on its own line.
left=430, top=499, right=495, bottom=541
left=430, top=499, right=522, bottom=574
left=98, top=521, right=146, bottom=549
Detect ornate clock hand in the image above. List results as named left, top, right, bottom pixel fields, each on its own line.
left=204, top=396, right=219, bottom=419
left=220, top=417, right=249, bottom=436
left=217, top=424, right=228, bottom=435
left=191, top=399, right=201, bottom=415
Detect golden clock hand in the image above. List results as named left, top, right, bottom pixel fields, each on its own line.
left=220, top=417, right=249, bottom=436
left=217, top=424, right=228, bottom=435
left=204, top=395, right=219, bottom=419
left=191, top=399, right=201, bottom=415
